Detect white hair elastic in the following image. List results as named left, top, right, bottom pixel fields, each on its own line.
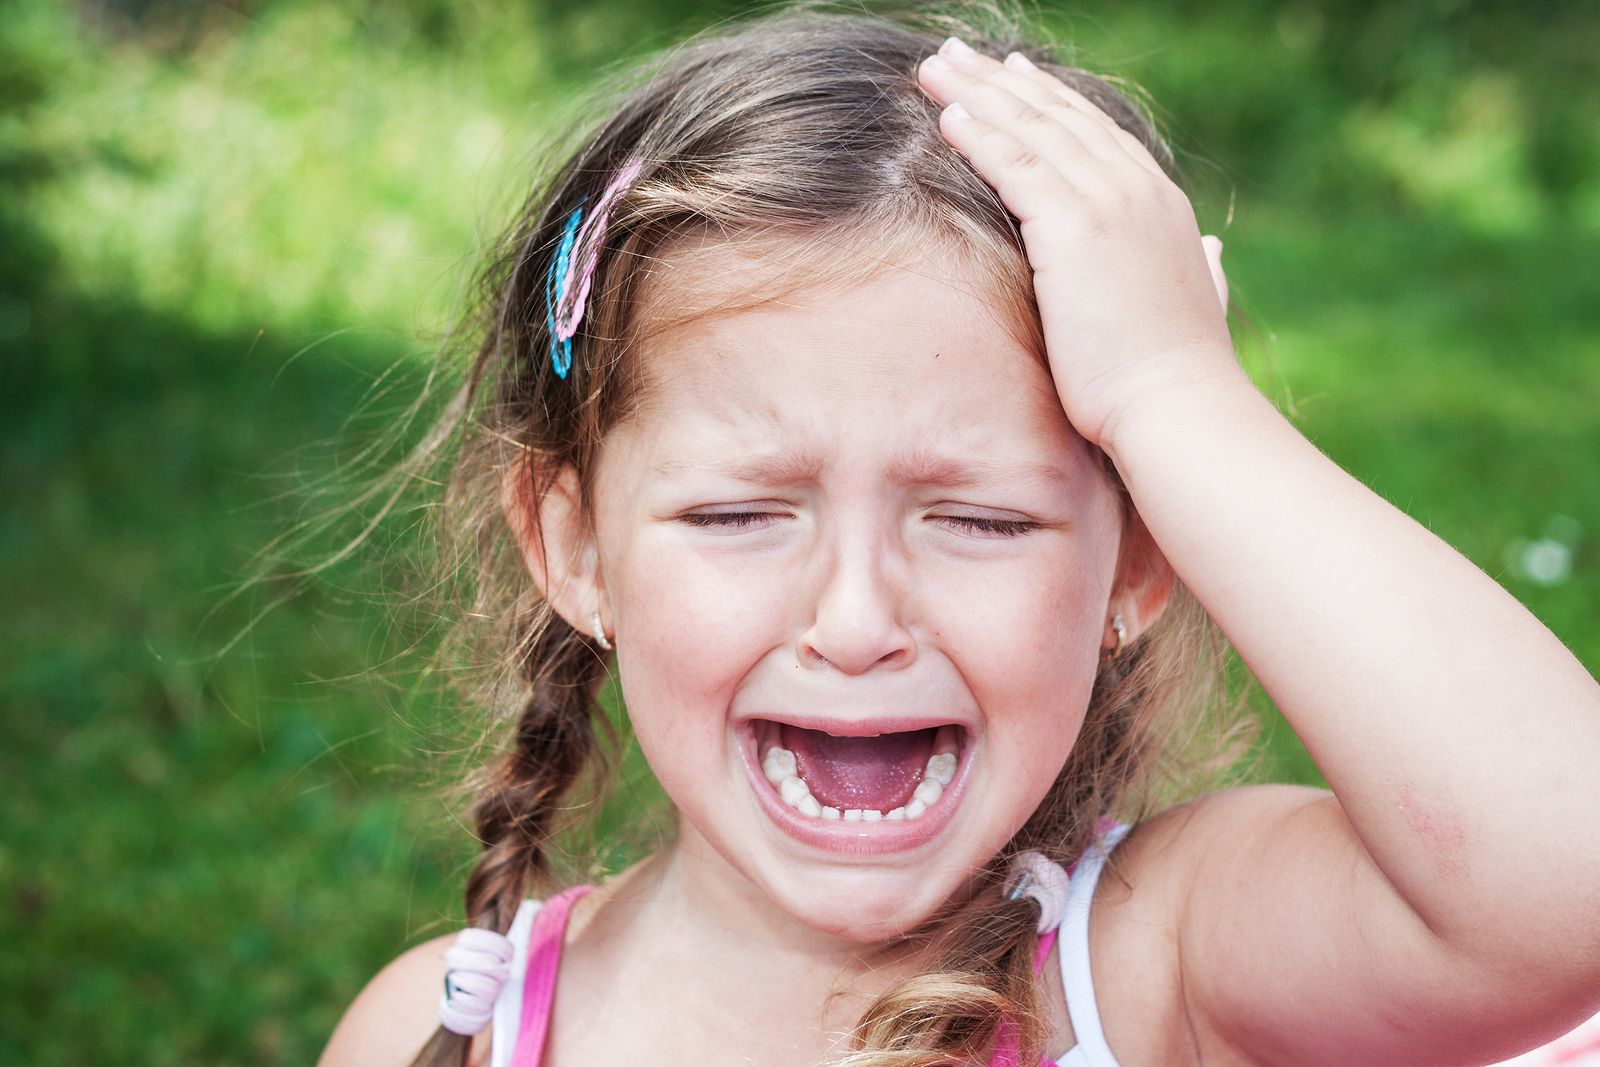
left=437, top=927, right=514, bottom=1036
left=1004, top=850, right=1071, bottom=934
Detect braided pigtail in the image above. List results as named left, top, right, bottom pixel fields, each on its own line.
left=408, top=614, right=612, bottom=1067
left=844, top=890, right=1044, bottom=1066
left=467, top=616, right=611, bottom=930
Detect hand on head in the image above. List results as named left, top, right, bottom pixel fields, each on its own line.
left=918, top=38, right=1239, bottom=449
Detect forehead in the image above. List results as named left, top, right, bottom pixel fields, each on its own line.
left=612, top=239, right=1095, bottom=488
left=631, top=229, right=1039, bottom=360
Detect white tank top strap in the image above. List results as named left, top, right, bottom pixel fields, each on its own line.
left=1054, top=824, right=1131, bottom=1067
left=490, top=899, right=543, bottom=1067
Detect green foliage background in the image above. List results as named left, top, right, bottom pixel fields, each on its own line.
left=2, top=0, right=1596, bottom=1062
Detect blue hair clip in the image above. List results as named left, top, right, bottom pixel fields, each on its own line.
left=544, top=205, right=585, bottom=379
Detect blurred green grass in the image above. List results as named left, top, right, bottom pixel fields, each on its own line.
left=1, top=0, right=1596, bottom=1062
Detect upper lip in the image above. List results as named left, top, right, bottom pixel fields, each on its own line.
left=741, top=712, right=970, bottom=738
left=730, top=663, right=980, bottom=738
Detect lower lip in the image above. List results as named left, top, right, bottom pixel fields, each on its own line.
left=738, top=729, right=972, bottom=855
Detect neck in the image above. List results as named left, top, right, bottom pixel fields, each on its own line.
left=624, top=822, right=922, bottom=978
left=569, top=820, right=928, bottom=1048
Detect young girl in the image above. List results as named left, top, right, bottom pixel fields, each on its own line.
left=319, top=10, right=1600, bottom=1067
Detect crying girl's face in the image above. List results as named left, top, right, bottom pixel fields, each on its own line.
left=587, top=241, right=1130, bottom=941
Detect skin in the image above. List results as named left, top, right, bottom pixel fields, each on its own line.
left=321, top=36, right=1600, bottom=1067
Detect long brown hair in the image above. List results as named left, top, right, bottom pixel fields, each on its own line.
left=411, top=7, right=1246, bottom=1065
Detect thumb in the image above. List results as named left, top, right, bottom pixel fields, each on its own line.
left=1201, top=235, right=1229, bottom=314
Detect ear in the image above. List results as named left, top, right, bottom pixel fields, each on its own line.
left=500, top=457, right=610, bottom=641
left=1104, top=507, right=1174, bottom=652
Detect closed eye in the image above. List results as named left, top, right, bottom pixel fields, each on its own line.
left=678, top=504, right=792, bottom=531
left=930, top=513, right=1038, bottom=538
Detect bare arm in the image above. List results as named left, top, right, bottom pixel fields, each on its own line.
left=1110, top=366, right=1600, bottom=1064
left=919, top=38, right=1600, bottom=1066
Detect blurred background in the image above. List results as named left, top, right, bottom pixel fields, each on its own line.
left=2, top=0, right=1596, bottom=1062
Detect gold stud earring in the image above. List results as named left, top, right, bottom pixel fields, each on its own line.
left=1101, top=612, right=1126, bottom=660
left=591, top=611, right=612, bottom=651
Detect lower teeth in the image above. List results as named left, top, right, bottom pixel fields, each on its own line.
left=761, top=745, right=953, bottom=822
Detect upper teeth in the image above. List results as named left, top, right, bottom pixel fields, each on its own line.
left=761, top=747, right=952, bottom=821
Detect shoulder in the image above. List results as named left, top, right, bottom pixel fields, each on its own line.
left=318, top=934, right=490, bottom=1067
left=1114, top=783, right=1335, bottom=879
left=1097, top=785, right=1335, bottom=906
left=1085, top=786, right=1335, bottom=1066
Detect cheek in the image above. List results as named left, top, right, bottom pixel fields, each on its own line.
left=935, top=527, right=1120, bottom=812
left=985, top=579, right=1101, bottom=733
left=938, top=524, right=1115, bottom=684
left=604, top=533, right=795, bottom=779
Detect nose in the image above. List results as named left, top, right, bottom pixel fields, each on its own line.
left=797, top=542, right=917, bottom=675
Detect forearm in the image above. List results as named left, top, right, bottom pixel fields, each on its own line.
left=1103, top=360, right=1600, bottom=960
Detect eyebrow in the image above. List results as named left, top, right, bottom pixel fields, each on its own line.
left=886, top=450, right=1069, bottom=491
left=650, top=447, right=1068, bottom=491
left=650, top=449, right=823, bottom=485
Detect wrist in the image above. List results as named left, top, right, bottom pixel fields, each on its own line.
left=1091, top=348, right=1264, bottom=467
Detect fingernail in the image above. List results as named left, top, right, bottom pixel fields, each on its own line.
left=924, top=54, right=953, bottom=71
left=1005, top=51, right=1037, bottom=70
left=944, top=102, right=972, bottom=121
left=942, top=36, right=975, bottom=57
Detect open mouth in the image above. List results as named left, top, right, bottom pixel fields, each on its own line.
left=754, top=720, right=963, bottom=822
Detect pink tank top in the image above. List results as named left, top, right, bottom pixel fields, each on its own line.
left=506, top=885, right=1057, bottom=1067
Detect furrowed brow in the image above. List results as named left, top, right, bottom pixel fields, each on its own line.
left=650, top=448, right=824, bottom=486
left=888, top=451, right=1067, bottom=491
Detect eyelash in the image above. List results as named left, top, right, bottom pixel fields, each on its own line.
left=936, top=515, right=1037, bottom=538
left=679, top=511, right=1036, bottom=537
left=679, top=511, right=784, bottom=529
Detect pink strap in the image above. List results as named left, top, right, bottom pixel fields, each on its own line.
left=986, top=928, right=1060, bottom=1067
left=509, top=886, right=594, bottom=1067
left=1033, top=928, right=1058, bottom=973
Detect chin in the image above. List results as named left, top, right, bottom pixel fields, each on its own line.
left=763, top=865, right=963, bottom=942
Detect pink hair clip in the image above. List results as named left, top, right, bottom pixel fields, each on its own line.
left=545, top=159, right=643, bottom=378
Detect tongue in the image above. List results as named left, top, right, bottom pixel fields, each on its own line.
left=780, top=724, right=936, bottom=812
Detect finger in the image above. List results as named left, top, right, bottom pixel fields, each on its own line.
left=984, top=49, right=1129, bottom=139
left=998, top=52, right=1170, bottom=180
left=987, top=60, right=1146, bottom=171
left=933, top=100, right=1097, bottom=234
left=930, top=39, right=1134, bottom=167
left=920, top=56, right=1121, bottom=198
left=929, top=37, right=1170, bottom=183
left=994, top=51, right=1126, bottom=137
left=1201, top=235, right=1229, bottom=313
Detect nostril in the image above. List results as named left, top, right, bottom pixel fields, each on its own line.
left=798, top=640, right=914, bottom=673
left=875, top=647, right=910, bottom=669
